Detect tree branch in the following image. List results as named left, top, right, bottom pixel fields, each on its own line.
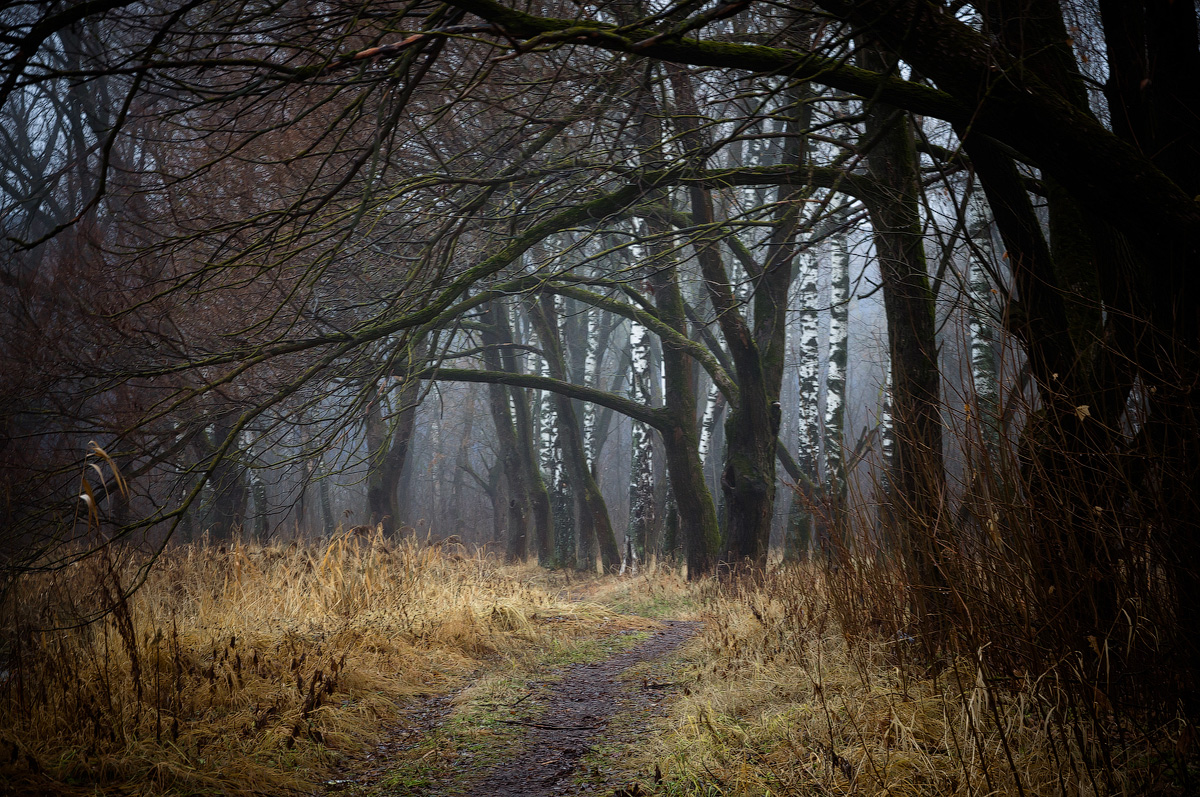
left=421, top=367, right=669, bottom=430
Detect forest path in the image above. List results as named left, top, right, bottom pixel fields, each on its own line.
left=323, top=605, right=700, bottom=797
left=460, top=619, right=698, bottom=797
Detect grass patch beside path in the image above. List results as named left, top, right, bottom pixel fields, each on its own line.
left=618, top=565, right=1200, bottom=797
left=536, top=564, right=706, bottom=620
left=0, top=534, right=665, bottom=797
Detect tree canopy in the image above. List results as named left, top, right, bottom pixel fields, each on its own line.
left=3, top=0, right=1199, bottom=724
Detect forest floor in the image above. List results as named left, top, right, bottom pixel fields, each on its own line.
left=5, top=537, right=1184, bottom=796
left=322, top=616, right=699, bottom=797
left=312, top=571, right=704, bottom=797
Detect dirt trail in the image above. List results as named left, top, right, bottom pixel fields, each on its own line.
left=462, top=620, right=698, bottom=797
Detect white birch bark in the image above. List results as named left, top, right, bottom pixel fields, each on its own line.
left=624, top=320, right=654, bottom=575
left=787, top=247, right=822, bottom=559
left=582, top=307, right=599, bottom=467
left=538, top=356, right=573, bottom=563
left=880, top=356, right=895, bottom=497
left=824, top=231, right=850, bottom=497
left=698, top=381, right=722, bottom=467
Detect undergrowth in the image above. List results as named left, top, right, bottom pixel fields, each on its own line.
left=633, top=565, right=1198, bottom=797
left=7, top=533, right=1191, bottom=796
left=0, top=531, right=634, bottom=796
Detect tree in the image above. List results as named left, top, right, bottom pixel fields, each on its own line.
left=528, top=293, right=620, bottom=571
left=625, top=320, right=655, bottom=570
left=366, top=338, right=426, bottom=536
left=858, top=47, right=948, bottom=629
left=820, top=226, right=850, bottom=552
left=6, top=0, right=1200, bottom=715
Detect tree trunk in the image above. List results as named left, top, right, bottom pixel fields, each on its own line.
left=787, top=248, right=820, bottom=561
left=529, top=293, right=620, bottom=570
left=449, top=388, right=476, bottom=536
left=626, top=321, right=655, bottom=569
left=481, top=301, right=531, bottom=563
left=860, top=54, right=948, bottom=634
left=201, top=418, right=248, bottom=542
left=820, top=228, right=850, bottom=554
left=366, top=338, right=425, bottom=536
left=674, top=68, right=807, bottom=568
left=536, top=359, right=576, bottom=568
left=500, top=302, right=554, bottom=563
left=966, top=189, right=1002, bottom=462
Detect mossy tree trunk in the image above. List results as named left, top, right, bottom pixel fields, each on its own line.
left=669, top=65, right=810, bottom=567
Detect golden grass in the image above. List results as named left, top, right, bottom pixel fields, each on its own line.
left=6, top=541, right=1188, bottom=796
left=528, top=562, right=705, bottom=620
left=634, top=565, right=1192, bottom=797
left=0, top=531, right=633, bottom=796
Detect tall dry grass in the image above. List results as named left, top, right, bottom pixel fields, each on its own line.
left=0, top=531, right=614, bottom=795
left=640, top=564, right=1193, bottom=796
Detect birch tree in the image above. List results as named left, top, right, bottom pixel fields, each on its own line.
left=536, top=358, right=575, bottom=567
left=528, top=293, right=620, bottom=571
left=820, top=229, right=850, bottom=552
left=786, top=248, right=821, bottom=560
left=624, top=321, right=655, bottom=572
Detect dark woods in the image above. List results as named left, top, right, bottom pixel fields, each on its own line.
left=2, top=0, right=1198, bottom=792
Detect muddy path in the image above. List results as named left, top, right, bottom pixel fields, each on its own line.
left=326, top=619, right=699, bottom=797
left=462, top=620, right=698, bottom=797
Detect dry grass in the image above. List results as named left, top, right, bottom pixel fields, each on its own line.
left=636, top=565, right=1195, bottom=797
left=530, top=563, right=705, bottom=620
left=5, top=535, right=1191, bottom=796
left=0, top=531, right=629, bottom=796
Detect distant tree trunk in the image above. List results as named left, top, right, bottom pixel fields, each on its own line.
left=248, top=461, right=268, bottom=542
left=582, top=309, right=602, bottom=468
left=647, top=325, right=669, bottom=568
left=196, top=417, right=249, bottom=541
left=297, top=414, right=335, bottom=538
left=625, top=320, right=655, bottom=571
left=878, top=362, right=897, bottom=492
left=488, top=458, right=508, bottom=547
left=510, top=385, right=554, bottom=565
left=449, top=389, right=476, bottom=536
left=878, top=358, right=896, bottom=540
left=820, top=229, right=850, bottom=553
left=317, top=458, right=335, bottom=537
left=529, top=293, right=620, bottom=571
left=480, top=301, right=531, bottom=562
left=499, top=301, right=554, bottom=563
left=787, top=248, right=821, bottom=561
left=536, top=359, right=575, bottom=568
left=966, top=189, right=1002, bottom=462
left=366, top=337, right=425, bottom=536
